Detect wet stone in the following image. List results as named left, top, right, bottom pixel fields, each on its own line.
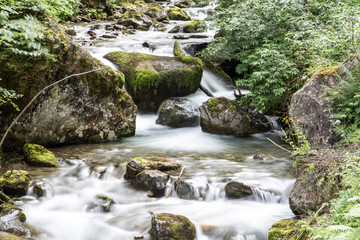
left=133, top=170, right=170, bottom=196
left=225, top=181, right=253, bottom=199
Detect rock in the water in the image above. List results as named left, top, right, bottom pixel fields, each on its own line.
left=0, top=18, right=137, bottom=150
left=225, top=181, right=253, bottom=199
left=30, top=180, right=53, bottom=198
left=168, top=26, right=180, bottom=33
left=167, top=7, right=191, bottom=21
left=289, top=60, right=358, bottom=148
left=0, top=206, right=30, bottom=238
left=289, top=173, right=340, bottom=216
left=23, top=143, right=58, bottom=167
left=175, top=180, right=205, bottom=200
left=87, top=194, right=115, bottom=212
left=199, top=97, right=271, bottom=137
left=156, top=99, right=199, bottom=128
left=150, top=213, right=196, bottom=240
left=267, top=219, right=304, bottom=240
left=124, top=156, right=181, bottom=179
left=253, top=153, right=273, bottom=161
left=133, top=170, right=170, bottom=196
left=0, top=170, right=31, bottom=197
left=183, top=20, right=207, bottom=33
left=0, top=231, right=29, bottom=240
left=104, top=51, right=203, bottom=111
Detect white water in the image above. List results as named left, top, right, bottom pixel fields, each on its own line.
left=19, top=4, right=295, bottom=240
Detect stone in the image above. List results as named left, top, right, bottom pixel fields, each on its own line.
left=30, top=180, right=53, bottom=198
left=150, top=213, right=196, bottom=240
left=104, top=51, right=203, bottom=111
left=87, top=194, right=115, bottom=212
left=81, top=0, right=109, bottom=9
left=253, top=153, right=273, bottom=161
left=225, top=181, right=253, bottom=199
left=133, top=170, right=170, bottom=196
left=0, top=206, right=30, bottom=238
left=183, top=20, right=207, bottom=33
left=289, top=59, right=358, bottom=148
left=156, top=99, right=199, bottom=128
left=175, top=180, right=205, bottom=200
left=0, top=170, right=31, bottom=197
left=199, top=97, right=271, bottom=137
left=65, top=29, right=76, bottom=36
left=168, top=26, right=180, bottom=33
left=124, top=156, right=181, bottom=179
left=0, top=18, right=137, bottom=150
left=23, top=143, right=58, bottom=167
left=0, top=231, right=29, bottom=240
left=167, top=7, right=191, bottom=21
left=289, top=173, right=340, bottom=216
left=267, top=219, right=304, bottom=240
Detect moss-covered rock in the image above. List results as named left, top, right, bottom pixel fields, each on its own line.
left=104, top=51, right=203, bottom=111
left=150, top=213, right=196, bottom=240
left=267, top=219, right=304, bottom=240
left=173, top=41, right=185, bottom=57
left=124, top=156, right=181, bottom=179
left=167, top=7, right=191, bottom=21
left=199, top=97, right=271, bottom=137
left=0, top=18, right=137, bottom=150
left=0, top=170, right=31, bottom=197
left=23, top=143, right=58, bottom=167
left=0, top=231, right=30, bottom=240
left=183, top=20, right=207, bottom=33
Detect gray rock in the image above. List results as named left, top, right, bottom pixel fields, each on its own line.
left=150, top=213, right=196, bottom=240
left=168, top=26, right=180, bottom=33
left=134, top=170, right=170, bottom=196
left=199, top=97, right=271, bottom=137
left=253, top=153, right=273, bottom=161
left=289, top=60, right=358, bottom=148
left=156, top=99, right=199, bottom=127
left=175, top=180, right=206, bottom=200
left=225, top=181, right=253, bottom=199
left=0, top=209, right=30, bottom=238
left=87, top=194, right=115, bottom=212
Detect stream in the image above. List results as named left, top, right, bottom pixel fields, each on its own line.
left=20, top=3, right=295, bottom=240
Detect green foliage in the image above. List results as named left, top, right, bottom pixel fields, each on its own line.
left=306, top=156, right=360, bottom=239
left=203, top=0, right=360, bottom=112
left=324, top=65, right=360, bottom=144
left=0, top=78, right=22, bottom=111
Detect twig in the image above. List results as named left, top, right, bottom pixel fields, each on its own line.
left=165, top=167, right=185, bottom=199
left=0, top=68, right=109, bottom=150
left=266, top=137, right=292, bottom=154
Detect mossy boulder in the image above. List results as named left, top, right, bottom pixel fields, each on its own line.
left=199, top=97, right=271, bottom=137
left=150, top=213, right=196, bottom=240
left=156, top=99, right=199, bottom=128
left=167, top=7, right=191, bottom=21
left=0, top=18, right=137, bottom=150
left=0, top=170, right=31, bottom=197
left=267, top=219, right=303, bottom=240
left=23, top=143, right=58, bottom=167
left=104, top=51, right=203, bottom=111
left=183, top=20, right=207, bottom=33
left=0, top=232, right=29, bottom=240
left=124, top=156, right=181, bottom=179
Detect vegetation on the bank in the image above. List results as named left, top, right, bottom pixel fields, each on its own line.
left=203, top=0, right=360, bottom=113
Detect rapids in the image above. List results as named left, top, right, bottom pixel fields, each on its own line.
left=20, top=3, right=295, bottom=240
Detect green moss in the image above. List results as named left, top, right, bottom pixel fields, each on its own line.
left=167, top=8, right=191, bottom=21
left=122, top=2, right=137, bottom=9
left=19, top=211, right=26, bottom=222
left=152, top=213, right=196, bottom=240
left=202, top=59, right=232, bottom=83
left=208, top=97, right=218, bottom=112
left=23, top=143, right=58, bottom=167
left=0, top=170, right=31, bottom=187
left=267, top=219, right=303, bottom=240
left=173, top=41, right=184, bottom=57
left=1, top=202, right=22, bottom=211
left=89, top=134, right=103, bottom=143
left=313, top=65, right=340, bottom=78
left=183, top=20, right=207, bottom=33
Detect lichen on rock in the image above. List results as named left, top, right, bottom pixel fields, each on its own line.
left=23, top=143, right=58, bottom=167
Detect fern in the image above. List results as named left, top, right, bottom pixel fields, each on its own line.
left=346, top=205, right=360, bottom=218
left=327, top=225, right=353, bottom=232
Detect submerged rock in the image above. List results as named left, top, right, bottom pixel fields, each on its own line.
left=23, top=143, right=58, bottom=167
left=124, top=156, right=181, bottom=179
left=150, top=213, right=196, bottom=240
left=0, top=18, right=137, bottom=150
left=267, top=219, right=304, bottom=240
left=289, top=59, right=358, bottom=148
left=156, top=99, right=199, bottom=128
left=0, top=170, right=31, bottom=197
left=133, top=170, right=170, bottom=196
left=183, top=20, right=207, bottom=33
left=175, top=180, right=206, bottom=200
left=224, top=181, right=253, bottom=199
left=199, top=97, right=271, bottom=137
left=87, top=194, right=115, bottom=213
left=104, top=51, right=203, bottom=111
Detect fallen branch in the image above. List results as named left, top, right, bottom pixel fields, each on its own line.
left=266, top=137, right=292, bottom=154
left=199, top=84, right=214, bottom=97
left=0, top=68, right=109, bottom=150
left=165, top=167, right=185, bottom=199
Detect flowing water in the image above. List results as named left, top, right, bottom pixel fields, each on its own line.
left=20, top=4, right=295, bottom=240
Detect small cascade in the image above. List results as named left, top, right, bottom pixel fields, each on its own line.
left=251, top=188, right=280, bottom=204
left=266, top=116, right=282, bottom=132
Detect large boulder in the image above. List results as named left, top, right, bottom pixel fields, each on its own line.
left=0, top=19, right=137, bottom=150
left=156, top=99, right=199, bottom=127
left=104, top=51, right=203, bottom=111
left=199, top=97, right=271, bottom=136
left=288, top=60, right=358, bottom=148
left=150, top=213, right=196, bottom=240
left=124, top=156, right=181, bottom=179
left=133, top=170, right=170, bottom=196
left=224, top=181, right=253, bottom=199
left=289, top=173, right=340, bottom=216
left=23, top=143, right=58, bottom=167
left=0, top=170, right=31, bottom=197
